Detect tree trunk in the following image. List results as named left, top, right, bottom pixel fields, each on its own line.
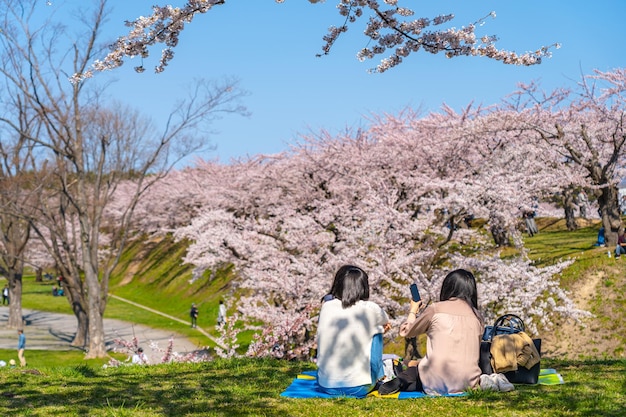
left=490, top=225, right=510, bottom=247
left=84, top=265, right=107, bottom=358
left=489, top=213, right=511, bottom=247
left=85, top=308, right=107, bottom=359
left=7, top=268, right=23, bottom=329
left=64, top=283, right=89, bottom=349
left=70, top=305, right=89, bottom=349
left=563, top=189, right=578, bottom=231
left=85, top=308, right=106, bottom=358
left=597, top=185, right=622, bottom=246
left=35, top=267, right=43, bottom=282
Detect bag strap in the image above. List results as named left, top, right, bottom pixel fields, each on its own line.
left=487, top=314, right=526, bottom=341
left=494, top=314, right=525, bottom=331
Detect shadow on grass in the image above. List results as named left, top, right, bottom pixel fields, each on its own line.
left=0, top=358, right=310, bottom=416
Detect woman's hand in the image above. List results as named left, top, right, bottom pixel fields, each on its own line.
left=383, top=322, right=392, bottom=333
left=406, top=300, right=423, bottom=323
left=409, top=300, right=423, bottom=314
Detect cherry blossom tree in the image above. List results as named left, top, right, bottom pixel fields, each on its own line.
left=79, top=0, right=558, bottom=79
left=499, top=69, right=626, bottom=245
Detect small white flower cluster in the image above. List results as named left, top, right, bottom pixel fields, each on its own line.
left=103, top=336, right=212, bottom=368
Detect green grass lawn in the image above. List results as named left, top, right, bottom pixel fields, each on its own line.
left=0, top=357, right=624, bottom=416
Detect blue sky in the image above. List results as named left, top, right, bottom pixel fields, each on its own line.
left=90, top=1, right=626, bottom=164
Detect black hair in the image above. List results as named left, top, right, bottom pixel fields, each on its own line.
left=330, top=265, right=370, bottom=308
left=440, top=268, right=483, bottom=324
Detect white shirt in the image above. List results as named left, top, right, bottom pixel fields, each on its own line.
left=316, top=299, right=388, bottom=388
left=131, top=353, right=149, bottom=364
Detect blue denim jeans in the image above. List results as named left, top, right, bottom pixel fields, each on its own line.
left=318, top=333, right=384, bottom=398
left=370, top=333, right=384, bottom=383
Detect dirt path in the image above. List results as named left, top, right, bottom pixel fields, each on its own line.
left=0, top=299, right=218, bottom=355
left=540, top=269, right=625, bottom=359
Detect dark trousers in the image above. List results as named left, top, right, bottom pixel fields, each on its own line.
left=396, top=366, right=424, bottom=392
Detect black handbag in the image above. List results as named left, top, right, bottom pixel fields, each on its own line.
left=479, top=314, right=541, bottom=384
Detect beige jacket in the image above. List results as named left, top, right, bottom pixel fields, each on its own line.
left=399, top=298, right=483, bottom=395
left=490, top=331, right=540, bottom=373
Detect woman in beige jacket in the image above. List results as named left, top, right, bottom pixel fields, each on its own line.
left=379, top=269, right=484, bottom=395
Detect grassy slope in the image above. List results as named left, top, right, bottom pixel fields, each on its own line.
left=525, top=219, right=626, bottom=358
left=108, top=234, right=237, bottom=348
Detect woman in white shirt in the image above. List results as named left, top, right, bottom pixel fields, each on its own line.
left=316, top=265, right=390, bottom=397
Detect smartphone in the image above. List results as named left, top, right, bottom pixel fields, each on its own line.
left=410, top=283, right=421, bottom=302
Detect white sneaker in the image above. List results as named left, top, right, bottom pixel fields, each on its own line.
left=493, top=373, right=515, bottom=392
left=480, top=374, right=498, bottom=391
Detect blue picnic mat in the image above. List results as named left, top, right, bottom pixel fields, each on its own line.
left=280, top=370, right=466, bottom=399
left=281, top=369, right=564, bottom=398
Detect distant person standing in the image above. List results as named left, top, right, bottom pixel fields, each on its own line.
left=217, top=300, right=227, bottom=326
left=190, top=303, right=199, bottom=328
left=594, top=226, right=606, bottom=247
left=2, top=284, right=8, bottom=305
left=523, top=209, right=538, bottom=237
left=17, top=329, right=26, bottom=367
left=577, top=192, right=588, bottom=219
left=615, top=228, right=626, bottom=259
